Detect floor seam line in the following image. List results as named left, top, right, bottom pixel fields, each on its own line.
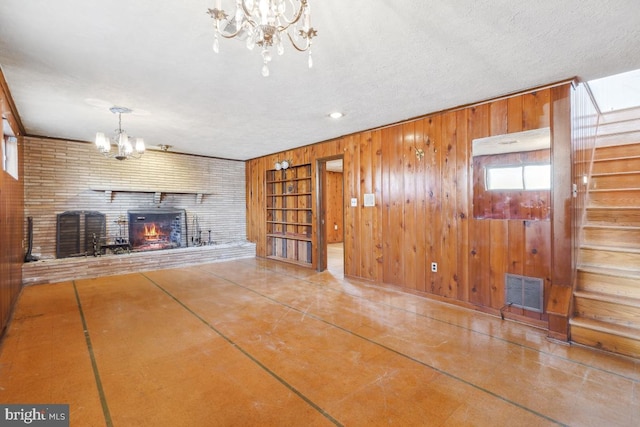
left=141, top=272, right=344, bottom=427
left=202, top=265, right=567, bottom=427
left=239, top=258, right=640, bottom=384
left=72, top=281, right=113, bottom=427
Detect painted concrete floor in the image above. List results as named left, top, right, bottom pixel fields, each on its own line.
left=0, top=256, right=639, bottom=426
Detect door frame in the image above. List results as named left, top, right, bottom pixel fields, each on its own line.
left=315, top=155, right=344, bottom=272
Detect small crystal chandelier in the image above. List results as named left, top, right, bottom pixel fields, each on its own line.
left=207, top=0, right=317, bottom=77
left=95, top=107, right=145, bottom=161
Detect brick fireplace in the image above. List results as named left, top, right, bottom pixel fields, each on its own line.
left=22, top=137, right=255, bottom=284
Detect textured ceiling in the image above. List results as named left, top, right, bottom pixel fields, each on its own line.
left=1, top=1, right=639, bottom=161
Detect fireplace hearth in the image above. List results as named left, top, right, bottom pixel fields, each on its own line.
left=128, top=209, right=186, bottom=251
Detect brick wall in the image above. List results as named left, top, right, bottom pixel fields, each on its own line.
left=22, top=137, right=253, bottom=282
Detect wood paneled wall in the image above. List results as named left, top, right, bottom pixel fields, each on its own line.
left=246, top=82, right=574, bottom=326
left=0, top=72, right=25, bottom=336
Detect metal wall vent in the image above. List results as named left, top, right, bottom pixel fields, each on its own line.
left=505, top=274, right=544, bottom=313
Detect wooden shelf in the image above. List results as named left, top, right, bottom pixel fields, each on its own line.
left=266, top=192, right=312, bottom=197
left=266, top=176, right=311, bottom=184
left=267, top=220, right=312, bottom=226
left=266, top=255, right=313, bottom=268
left=267, top=232, right=311, bottom=242
left=91, top=188, right=213, bottom=204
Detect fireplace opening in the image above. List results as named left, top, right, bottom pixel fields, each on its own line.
left=128, top=209, right=186, bottom=251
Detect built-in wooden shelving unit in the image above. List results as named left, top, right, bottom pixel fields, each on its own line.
left=266, top=163, right=312, bottom=267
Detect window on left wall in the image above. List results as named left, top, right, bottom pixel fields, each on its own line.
left=2, top=118, right=18, bottom=180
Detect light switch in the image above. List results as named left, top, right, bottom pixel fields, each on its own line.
left=351, top=198, right=358, bottom=207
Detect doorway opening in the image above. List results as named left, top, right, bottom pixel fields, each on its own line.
left=316, top=156, right=344, bottom=276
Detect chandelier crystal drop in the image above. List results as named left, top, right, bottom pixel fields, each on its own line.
left=95, top=107, right=145, bottom=161
left=207, top=0, right=317, bottom=77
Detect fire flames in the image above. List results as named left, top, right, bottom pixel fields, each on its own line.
left=143, top=223, right=159, bottom=239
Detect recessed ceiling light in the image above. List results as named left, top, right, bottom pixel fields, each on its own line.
left=328, top=112, right=344, bottom=119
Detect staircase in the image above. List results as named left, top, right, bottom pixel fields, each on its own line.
left=570, top=142, right=640, bottom=358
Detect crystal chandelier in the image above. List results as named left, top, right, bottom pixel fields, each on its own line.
left=207, top=0, right=317, bottom=77
left=95, top=107, right=145, bottom=161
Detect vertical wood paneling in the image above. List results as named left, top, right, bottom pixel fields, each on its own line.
left=413, top=119, right=427, bottom=293
left=382, top=125, right=404, bottom=286
left=0, top=74, right=24, bottom=336
left=523, top=89, right=552, bottom=320
left=508, top=95, right=524, bottom=133
left=523, top=89, right=551, bottom=130
left=356, top=133, right=371, bottom=278
left=402, top=121, right=418, bottom=290
left=489, top=220, right=509, bottom=308
left=524, top=220, right=552, bottom=320
left=427, top=116, right=443, bottom=295
left=441, top=112, right=457, bottom=298
left=456, top=109, right=470, bottom=302
left=487, top=100, right=509, bottom=309
left=506, top=95, right=526, bottom=315
left=361, top=131, right=382, bottom=280
left=508, top=220, right=526, bottom=316
left=489, top=99, right=509, bottom=220
left=468, top=104, right=491, bottom=307
left=344, top=134, right=359, bottom=278
left=325, top=171, right=343, bottom=243
left=371, top=130, right=384, bottom=282
left=0, top=116, right=5, bottom=332
left=246, top=82, right=573, bottom=330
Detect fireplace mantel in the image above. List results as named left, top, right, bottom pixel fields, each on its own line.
left=91, top=188, right=213, bottom=204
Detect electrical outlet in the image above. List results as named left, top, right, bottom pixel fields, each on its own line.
left=431, top=262, right=438, bottom=273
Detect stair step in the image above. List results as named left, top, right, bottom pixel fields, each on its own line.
left=590, top=172, right=640, bottom=190
left=586, top=207, right=640, bottom=226
left=574, top=290, right=640, bottom=306
left=575, top=142, right=640, bottom=358
left=570, top=316, right=640, bottom=358
left=587, top=188, right=640, bottom=207
left=597, top=112, right=640, bottom=142
left=577, top=266, right=640, bottom=299
left=596, top=133, right=640, bottom=148
left=599, top=107, right=640, bottom=125
left=592, top=156, right=640, bottom=174
left=579, top=245, right=640, bottom=270
left=583, top=224, right=640, bottom=248
left=574, top=290, right=640, bottom=327
left=594, top=142, right=640, bottom=160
